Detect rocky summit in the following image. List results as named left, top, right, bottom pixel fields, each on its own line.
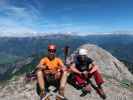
left=0, top=44, right=133, bottom=100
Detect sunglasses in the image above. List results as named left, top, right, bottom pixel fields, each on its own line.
left=48, top=49, right=56, bottom=53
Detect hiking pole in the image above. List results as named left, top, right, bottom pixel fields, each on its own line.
left=63, top=45, right=70, bottom=64
left=87, top=79, right=106, bottom=99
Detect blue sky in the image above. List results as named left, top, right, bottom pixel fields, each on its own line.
left=0, top=0, right=133, bottom=36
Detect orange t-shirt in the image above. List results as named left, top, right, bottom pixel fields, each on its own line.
left=40, top=57, right=64, bottom=71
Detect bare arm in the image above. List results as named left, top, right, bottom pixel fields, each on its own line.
left=58, top=58, right=67, bottom=72
left=70, top=63, right=82, bottom=75
left=87, top=61, right=95, bottom=70
left=37, top=63, right=47, bottom=70
left=36, top=58, right=48, bottom=71
left=88, top=61, right=98, bottom=74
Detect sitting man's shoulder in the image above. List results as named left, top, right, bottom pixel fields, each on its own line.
left=42, top=56, right=48, bottom=60
left=86, top=57, right=93, bottom=62
left=55, top=57, right=63, bottom=61
left=40, top=57, right=49, bottom=62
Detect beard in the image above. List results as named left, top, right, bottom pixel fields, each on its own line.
left=77, top=55, right=87, bottom=63
left=48, top=53, right=56, bottom=60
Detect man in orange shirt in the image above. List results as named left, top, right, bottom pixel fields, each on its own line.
left=36, top=44, right=68, bottom=100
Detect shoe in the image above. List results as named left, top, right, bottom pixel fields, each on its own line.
left=96, top=88, right=106, bottom=99
left=80, top=90, right=88, bottom=97
left=57, top=90, right=65, bottom=100
left=56, top=96, right=68, bottom=100
left=40, top=89, right=46, bottom=98
left=40, top=91, right=50, bottom=100
left=62, top=97, right=68, bottom=100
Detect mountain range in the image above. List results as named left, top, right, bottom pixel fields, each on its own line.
left=0, top=33, right=133, bottom=62
left=0, top=33, right=133, bottom=80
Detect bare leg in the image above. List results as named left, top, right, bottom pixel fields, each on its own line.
left=37, top=70, right=45, bottom=94
left=57, top=71, right=68, bottom=100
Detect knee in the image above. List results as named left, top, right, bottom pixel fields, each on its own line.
left=57, top=71, right=62, bottom=76
left=64, top=71, right=68, bottom=75
left=93, top=70, right=102, bottom=77
left=59, top=86, right=65, bottom=95
left=55, top=71, right=61, bottom=79
left=62, top=71, right=69, bottom=77
left=37, top=70, right=44, bottom=77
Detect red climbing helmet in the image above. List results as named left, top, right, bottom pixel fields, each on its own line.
left=48, top=44, right=56, bottom=53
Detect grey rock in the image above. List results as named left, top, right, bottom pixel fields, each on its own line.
left=67, top=44, right=133, bottom=84
left=0, top=44, right=133, bottom=100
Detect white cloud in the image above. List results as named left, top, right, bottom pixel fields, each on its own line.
left=0, top=27, right=36, bottom=37
left=0, top=1, right=132, bottom=36
left=0, top=23, right=39, bottom=37
left=1, top=5, right=40, bottom=23
left=5, top=6, right=27, bottom=17
left=0, top=1, right=103, bottom=36
left=0, top=4, right=43, bottom=36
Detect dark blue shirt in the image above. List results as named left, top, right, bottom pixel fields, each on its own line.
left=75, top=57, right=93, bottom=72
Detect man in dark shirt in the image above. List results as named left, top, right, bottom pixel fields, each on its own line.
left=69, top=48, right=106, bottom=99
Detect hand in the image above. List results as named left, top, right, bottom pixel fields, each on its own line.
left=54, top=71, right=61, bottom=79
left=44, top=70, right=53, bottom=74
left=82, top=71, right=88, bottom=78
left=51, top=70, right=57, bottom=74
